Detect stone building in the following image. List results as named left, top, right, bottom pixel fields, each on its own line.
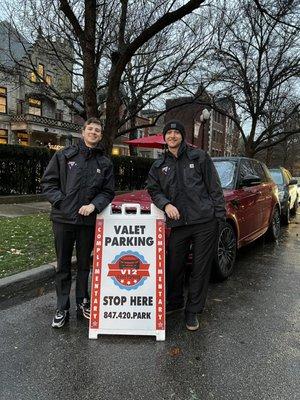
left=0, top=21, right=81, bottom=148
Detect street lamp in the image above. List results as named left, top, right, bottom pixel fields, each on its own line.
left=200, top=108, right=211, bottom=123
left=194, top=108, right=210, bottom=148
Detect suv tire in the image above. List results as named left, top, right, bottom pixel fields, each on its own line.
left=212, top=221, right=237, bottom=281
left=266, top=207, right=281, bottom=241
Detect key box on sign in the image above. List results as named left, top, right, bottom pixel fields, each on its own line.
left=89, top=203, right=166, bottom=341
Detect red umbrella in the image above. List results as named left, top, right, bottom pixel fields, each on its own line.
left=123, top=134, right=166, bottom=149
left=123, top=133, right=196, bottom=149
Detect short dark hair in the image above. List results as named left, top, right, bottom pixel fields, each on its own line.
left=82, top=117, right=102, bottom=130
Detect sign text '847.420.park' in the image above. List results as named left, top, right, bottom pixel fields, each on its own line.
left=89, top=203, right=166, bottom=341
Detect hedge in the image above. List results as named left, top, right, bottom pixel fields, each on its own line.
left=0, top=144, right=154, bottom=195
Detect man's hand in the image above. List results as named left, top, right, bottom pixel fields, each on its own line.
left=165, top=204, right=180, bottom=220
left=78, top=204, right=95, bottom=216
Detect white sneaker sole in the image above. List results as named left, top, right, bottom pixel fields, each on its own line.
left=52, top=312, right=69, bottom=328
left=186, top=322, right=199, bottom=331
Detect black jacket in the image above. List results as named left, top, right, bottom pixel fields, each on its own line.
left=147, top=142, right=226, bottom=228
left=41, top=140, right=115, bottom=225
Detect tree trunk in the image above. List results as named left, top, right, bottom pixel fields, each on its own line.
left=103, top=58, right=124, bottom=155
left=244, top=140, right=255, bottom=158
left=83, top=51, right=98, bottom=118
left=83, top=0, right=98, bottom=118
left=128, top=113, right=138, bottom=156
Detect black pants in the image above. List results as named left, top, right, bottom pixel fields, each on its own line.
left=52, top=222, right=95, bottom=311
left=167, top=220, right=218, bottom=314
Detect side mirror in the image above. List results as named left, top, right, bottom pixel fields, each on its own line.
left=241, top=174, right=261, bottom=187
left=289, top=178, right=298, bottom=185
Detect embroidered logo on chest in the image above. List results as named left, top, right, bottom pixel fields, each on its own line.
left=189, top=163, right=195, bottom=168
left=67, top=161, right=77, bottom=170
left=162, top=166, right=170, bottom=175
left=97, top=168, right=101, bottom=174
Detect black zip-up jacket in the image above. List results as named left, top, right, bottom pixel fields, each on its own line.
left=147, top=142, right=226, bottom=228
left=41, top=140, right=115, bottom=226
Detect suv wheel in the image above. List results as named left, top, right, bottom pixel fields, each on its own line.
left=267, top=207, right=281, bottom=241
left=212, top=222, right=237, bottom=281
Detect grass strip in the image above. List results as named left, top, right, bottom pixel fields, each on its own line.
left=0, top=214, right=56, bottom=278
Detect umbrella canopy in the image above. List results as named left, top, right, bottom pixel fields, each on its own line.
left=124, top=133, right=196, bottom=149
left=123, top=134, right=166, bottom=149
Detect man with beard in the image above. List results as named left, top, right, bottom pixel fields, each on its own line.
left=147, top=120, right=225, bottom=331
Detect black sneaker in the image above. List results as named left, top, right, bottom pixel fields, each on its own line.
left=166, top=303, right=184, bottom=315
left=185, top=312, right=199, bottom=331
left=52, top=309, right=69, bottom=328
left=76, top=298, right=90, bottom=320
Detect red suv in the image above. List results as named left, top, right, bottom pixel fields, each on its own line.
left=112, top=157, right=280, bottom=281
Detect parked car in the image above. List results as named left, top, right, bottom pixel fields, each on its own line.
left=112, top=157, right=281, bottom=281
left=269, top=167, right=298, bottom=225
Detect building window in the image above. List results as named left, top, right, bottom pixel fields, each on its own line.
left=30, top=63, right=44, bottom=83
left=37, top=63, right=45, bottom=80
left=55, top=109, right=63, bottom=121
left=112, top=147, right=120, bottom=156
left=30, top=71, right=37, bottom=83
left=17, top=133, right=29, bottom=146
left=214, top=111, right=222, bottom=124
left=17, top=100, right=24, bottom=115
left=0, top=87, right=7, bottom=113
left=46, top=74, right=53, bottom=86
left=28, top=98, right=42, bottom=116
left=0, top=129, right=8, bottom=144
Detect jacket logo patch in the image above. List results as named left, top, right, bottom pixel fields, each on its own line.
left=189, top=163, right=195, bottom=168
left=97, top=168, right=101, bottom=174
left=67, top=161, right=77, bottom=170
left=162, top=166, right=170, bottom=175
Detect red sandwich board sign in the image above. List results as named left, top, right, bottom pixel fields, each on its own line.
left=89, top=203, right=166, bottom=341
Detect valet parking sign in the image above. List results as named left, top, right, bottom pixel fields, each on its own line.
left=89, top=203, right=165, bottom=341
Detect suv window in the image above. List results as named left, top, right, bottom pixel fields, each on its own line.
left=239, top=159, right=261, bottom=187
left=239, top=159, right=256, bottom=179
left=270, top=169, right=284, bottom=185
left=252, top=160, right=268, bottom=182
left=213, top=160, right=236, bottom=189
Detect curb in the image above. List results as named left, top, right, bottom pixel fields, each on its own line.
left=0, top=257, right=77, bottom=302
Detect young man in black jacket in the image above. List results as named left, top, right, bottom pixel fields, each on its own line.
left=147, top=120, right=225, bottom=331
left=41, top=118, right=115, bottom=328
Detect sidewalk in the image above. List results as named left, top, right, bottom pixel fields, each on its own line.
left=0, top=201, right=51, bottom=217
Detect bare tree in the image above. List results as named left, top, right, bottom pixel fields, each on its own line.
left=253, top=0, right=300, bottom=31
left=2, top=0, right=209, bottom=152
left=209, top=0, right=300, bottom=157
left=117, top=12, right=214, bottom=137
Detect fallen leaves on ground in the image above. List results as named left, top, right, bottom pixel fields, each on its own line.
left=168, top=346, right=182, bottom=357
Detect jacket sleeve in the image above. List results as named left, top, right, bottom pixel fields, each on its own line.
left=41, top=152, right=65, bottom=208
left=146, top=164, right=171, bottom=211
left=202, top=153, right=226, bottom=221
left=91, top=161, right=115, bottom=212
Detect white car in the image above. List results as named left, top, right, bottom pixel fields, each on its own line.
left=295, top=177, right=300, bottom=203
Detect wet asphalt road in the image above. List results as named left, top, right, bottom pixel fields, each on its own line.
left=0, top=215, right=299, bottom=400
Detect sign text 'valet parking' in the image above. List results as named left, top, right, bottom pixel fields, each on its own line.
left=89, top=204, right=166, bottom=341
